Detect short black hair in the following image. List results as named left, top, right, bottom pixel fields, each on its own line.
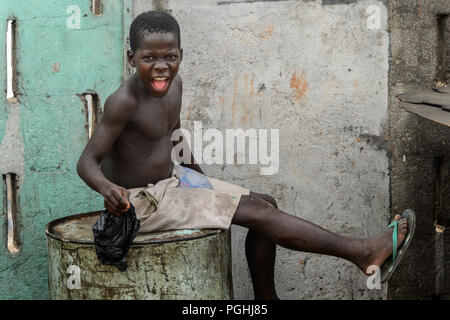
left=130, top=11, right=181, bottom=52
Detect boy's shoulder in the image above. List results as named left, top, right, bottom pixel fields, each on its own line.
left=168, top=74, right=183, bottom=100
left=104, top=78, right=139, bottom=114
left=173, top=73, right=182, bottom=89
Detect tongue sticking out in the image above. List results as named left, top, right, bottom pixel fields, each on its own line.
left=152, top=79, right=168, bottom=90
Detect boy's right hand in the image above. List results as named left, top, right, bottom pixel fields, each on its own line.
left=102, top=184, right=131, bottom=216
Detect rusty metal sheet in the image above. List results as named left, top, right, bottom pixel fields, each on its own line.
left=399, top=101, right=450, bottom=127
left=46, top=212, right=222, bottom=245
left=397, top=89, right=450, bottom=110
left=433, top=84, right=450, bottom=94
left=397, top=85, right=450, bottom=127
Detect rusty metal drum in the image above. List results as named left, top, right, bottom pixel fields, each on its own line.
left=46, top=211, right=233, bottom=300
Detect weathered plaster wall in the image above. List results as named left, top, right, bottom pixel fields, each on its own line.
left=387, top=0, right=450, bottom=299
left=0, top=0, right=130, bottom=299
left=133, top=0, right=390, bottom=299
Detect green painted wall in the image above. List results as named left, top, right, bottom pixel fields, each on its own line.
left=0, top=0, right=131, bottom=299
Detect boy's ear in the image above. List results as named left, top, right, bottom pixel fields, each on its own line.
left=179, top=48, right=183, bottom=62
left=127, top=50, right=136, bottom=68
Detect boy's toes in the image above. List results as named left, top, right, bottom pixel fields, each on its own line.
left=399, top=219, right=408, bottom=233
left=360, top=213, right=411, bottom=276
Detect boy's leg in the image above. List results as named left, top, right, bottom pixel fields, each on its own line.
left=231, top=194, right=408, bottom=280
left=245, top=192, right=278, bottom=300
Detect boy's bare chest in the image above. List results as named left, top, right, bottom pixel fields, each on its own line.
left=129, top=96, right=181, bottom=139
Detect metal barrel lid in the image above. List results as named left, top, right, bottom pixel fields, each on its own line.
left=45, top=211, right=223, bottom=245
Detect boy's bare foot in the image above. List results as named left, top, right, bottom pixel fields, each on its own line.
left=355, top=214, right=408, bottom=275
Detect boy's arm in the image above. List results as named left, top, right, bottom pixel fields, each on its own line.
left=76, top=93, right=134, bottom=216
left=171, top=118, right=204, bottom=174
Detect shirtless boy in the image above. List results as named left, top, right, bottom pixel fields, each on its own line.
left=77, top=11, right=412, bottom=300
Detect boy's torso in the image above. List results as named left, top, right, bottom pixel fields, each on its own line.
left=100, top=74, right=182, bottom=189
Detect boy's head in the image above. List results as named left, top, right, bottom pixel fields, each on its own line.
left=128, top=11, right=183, bottom=97
left=130, top=11, right=181, bottom=52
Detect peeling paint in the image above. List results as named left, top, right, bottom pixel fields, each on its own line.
left=0, top=103, right=25, bottom=186
left=257, top=23, right=274, bottom=39
left=290, top=71, right=308, bottom=101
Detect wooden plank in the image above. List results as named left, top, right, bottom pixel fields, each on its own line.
left=399, top=101, right=450, bottom=127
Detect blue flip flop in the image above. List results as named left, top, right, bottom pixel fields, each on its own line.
left=380, top=209, right=416, bottom=283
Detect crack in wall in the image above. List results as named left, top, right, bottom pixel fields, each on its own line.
left=0, top=103, right=25, bottom=187
left=436, top=14, right=449, bottom=84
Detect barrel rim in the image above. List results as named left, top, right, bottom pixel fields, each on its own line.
left=45, top=211, right=225, bottom=245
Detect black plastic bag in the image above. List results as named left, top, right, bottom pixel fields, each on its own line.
left=92, top=204, right=140, bottom=271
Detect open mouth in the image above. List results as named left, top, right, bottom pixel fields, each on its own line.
left=151, top=76, right=170, bottom=92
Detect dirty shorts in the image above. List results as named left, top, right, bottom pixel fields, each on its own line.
left=127, top=165, right=250, bottom=233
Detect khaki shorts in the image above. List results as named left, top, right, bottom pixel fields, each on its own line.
left=128, top=166, right=250, bottom=233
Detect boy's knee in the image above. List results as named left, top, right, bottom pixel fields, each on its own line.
left=241, top=195, right=273, bottom=211
left=251, top=192, right=277, bottom=208
left=235, top=195, right=276, bottom=227
left=262, top=194, right=277, bottom=208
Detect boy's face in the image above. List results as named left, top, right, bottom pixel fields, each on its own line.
left=128, top=32, right=183, bottom=98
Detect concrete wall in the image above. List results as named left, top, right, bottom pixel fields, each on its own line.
left=133, top=0, right=390, bottom=299
left=387, top=0, right=450, bottom=299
